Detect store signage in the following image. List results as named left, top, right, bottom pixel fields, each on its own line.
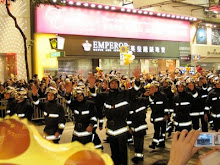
left=207, top=49, right=220, bottom=55
left=36, top=5, right=190, bottom=42
left=50, top=51, right=65, bottom=58
left=49, top=36, right=65, bottom=50
left=82, top=40, right=166, bottom=53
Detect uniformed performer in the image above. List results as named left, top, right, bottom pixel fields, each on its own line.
left=32, top=86, right=66, bottom=143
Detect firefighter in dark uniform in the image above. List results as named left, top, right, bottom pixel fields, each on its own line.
left=32, top=86, right=66, bottom=143
left=186, top=78, right=207, bottom=131
left=204, top=77, right=220, bottom=132
left=173, top=81, right=193, bottom=132
left=88, top=70, right=141, bottom=165
left=87, top=87, right=104, bottom=150
left=65, top=87, right=96, bottom=144
left=149, top=81, right=169, bottom=149
left=198, top=76, right=209, bottom=131
left=14, top=88, right=34, bottom=121
left=130, top=83, right=150, bottom=164
left=160, top=77, right=174, bottom=137
left=4, top=86, right=16, bottom=116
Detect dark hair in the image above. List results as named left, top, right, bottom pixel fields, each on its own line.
left=152, top=160, right=168, bottom=165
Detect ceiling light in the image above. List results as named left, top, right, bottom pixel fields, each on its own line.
left=91, top=4, right=96, bottom=8
left=167, top=14, right=171, bottom=17
left=149, top=12, right=153, bottom=15
left=189, top=17, right=193, bottom=20
left=127, top=9, right=131, bottom=12
left=181, top=16, right=184, bottom=19
left=143, top=11, right=148, bottom=14
left=132, top=10, right=137, bottom=13
left=98, top=5, right=103, bottom=9
left=176, top=15, right=180, bottom=19
left=104, top=6, right=109, bottom=9
left=121, top=8, right=125, bottom=11
left=76, top=2, right=81, bottom=6
left=68, top=1, right=74, bottom=5
left=157, top=13, right=161, bottom=16
left=138, top=10, right=143, bottom=14
left=193, top=18, right=197, bottom=21
left=111, top=6, right=116, bottom=10
left=171, top=15, right=175, bottom=18
left=162, top=13, right=166, bottom=17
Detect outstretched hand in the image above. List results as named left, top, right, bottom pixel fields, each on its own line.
left=133, top=68, right=141, bottom=80
left=88, top=74, right=96, bottom=88
left=168, top=129, right=202, bottom=165
left=65, top=81, right=73, bottom=94
left=31, top=84, right=39, bottom=96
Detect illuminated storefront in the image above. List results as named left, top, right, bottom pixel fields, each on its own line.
left=34, top=4, right=191, bottom=78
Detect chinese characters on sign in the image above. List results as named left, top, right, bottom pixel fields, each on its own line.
left=83, top=40, right=166, bottom=54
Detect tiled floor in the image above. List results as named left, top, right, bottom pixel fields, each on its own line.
left=35, top=112, right=212, bottom=165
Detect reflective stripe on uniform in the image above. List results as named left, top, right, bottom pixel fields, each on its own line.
left=82, top=110, right=90, bottom=115
left=204, top=106, right=210, bottom=111
left=95, top=144, right=103, bottom=149
left=73, top=130, right=92, bottom=137
left=44, top=135, right=61, bottom=140
left=174, top=121, right=178, bottom=126
left=207, top=87, right=212, bottom=92
left=211, top=113, right=220, bottom=118
left=135, top=153, right=144, bottom=158
left=180, top=102, right=190, bottom=105
left=99, top=119, right=104, bottom=123
left=156, top=101, right=163, bottom=104
left=159, top=139, right=164, bottom=142
left=190, top=112, right=200, bottom=116
left=106, top=127, right=128, bottom=136
left=212, top=97, right=217, bottom=101
left=169, top=109, right=174, bottom=112
left=164, top=109, right=169, bottom=112
left=129, top=111, right=134, bottom=114
left=90, top=92, right=97, bottom=97
left=48, top=114, right=59, bottom=118
left=90, top=116, right=97, bottom=122
left=153, top=139, right=159, bottom=143
left=175, top=103, right=179, bottom=106
left=200, top=112, right=204, bottom=115
left=178, top=121, right=192, bottom=127
left=58, top=123, right=65, bottom=129
left=44, top=112, right=47, bottom=116
left=192, top=92, right=198, bottom=98
left=33, top=99, right=39, bottom=105
left=104, top=103, right=111, bottom=109
left=93, top=124, right=97, bottom=127
left=66, top=99, right=71, bottom=104
left=115, top=101, right=128, bottom=108
left=133, top=124, right=148, bottom=132
left=126, top=121, right=132, bottom=125
left=154, top=117, right=164, bottom=122
left=6, top=110, right=10, bottom=114
left=134, top=85, right=140, bottom=91
left=173, top=113, right=176, bottom=117
left=201, top=95, right=208, bottom=98
left=135, top=106, right=146, bottom=113
left=17, top=114, right=25, bottom=117
left=74, top=110, right=79, bottom=114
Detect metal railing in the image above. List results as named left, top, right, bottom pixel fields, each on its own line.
left=0, top=100, right=8, bottom=118
left=0, top=97, right=72, bottom=121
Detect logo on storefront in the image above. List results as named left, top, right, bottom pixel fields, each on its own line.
left=82, top=40, right=92, bottom=51
left=82, top=40, right=166, bottom=53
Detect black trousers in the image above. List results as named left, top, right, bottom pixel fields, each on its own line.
left=213, top=118, right=220, bottom=132
left=153, top=121, right=166, bottom=145
left=175, top=125, right=192, bottom=132
left=133, top=135, right=144, bottom=156
left=72, top=135, right=92, bottom=144
left=109, top=133, right=128, bottom=165
left=92, top=130, right=103, bottom=149
left=192, top=115, right=208, bottom=132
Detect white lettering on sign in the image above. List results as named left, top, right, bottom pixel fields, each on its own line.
left=83, top=40, right=166, bottom=53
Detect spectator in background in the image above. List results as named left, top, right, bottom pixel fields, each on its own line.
left=196, top=65, right=203, bottom=74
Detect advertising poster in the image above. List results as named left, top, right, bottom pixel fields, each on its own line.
left=196, top=28, right=207, bottom=44
left=212, top=28, right=220, bottom=45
